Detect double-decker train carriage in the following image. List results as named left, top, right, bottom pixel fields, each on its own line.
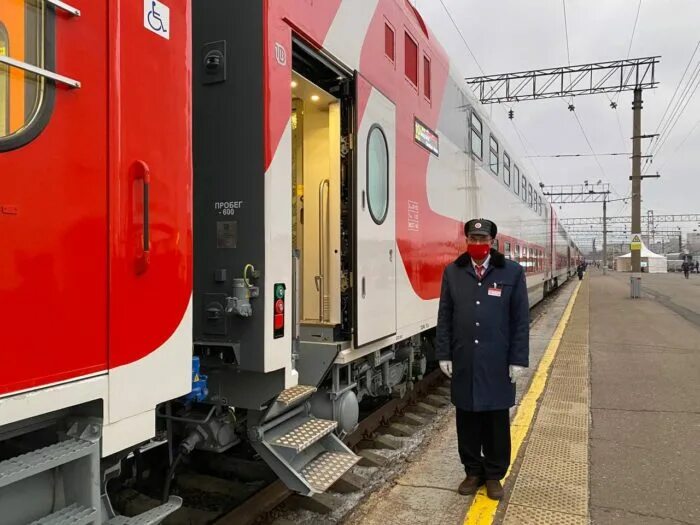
left=0, top=0, right=581, bottom=521
left=191, top=0, right=580, bottom=493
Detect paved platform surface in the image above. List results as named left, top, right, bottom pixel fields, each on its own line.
left=589, top=272, right=700, bottom=524
left=341, top=281, right=578, bottom=525
left=343, top=271, right=700, bottom=525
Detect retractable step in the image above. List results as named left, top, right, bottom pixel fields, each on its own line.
left=106, top=496, right=183, bottom=525
left=276, top=384, right=317, bottom=407
left=30, top=504, right=97, bottom=525
left=300, top=451, right=361, bottom=492
left=263, top=384, right=318, bottom=424
left=270, top=418, right=337, bottom=452
left=250, top=403, right=359, bottom=496
left=0, top=422, right=102, bottom=525
left=0, top=438, right=95, bottom=489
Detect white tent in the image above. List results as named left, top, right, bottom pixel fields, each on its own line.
left=615, top=243, right=667, bottom=273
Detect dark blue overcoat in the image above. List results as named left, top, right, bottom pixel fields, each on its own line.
left=435, top=249, right=530, bottom=411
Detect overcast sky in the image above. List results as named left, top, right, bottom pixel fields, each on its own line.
left=413, top=0, right=700, bottom=246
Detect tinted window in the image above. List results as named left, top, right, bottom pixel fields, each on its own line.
left=471, top=112, right=482, bottom=160
left=489, top=135, right=499, bottom=175
left=0, top=1, right=49, bottom=146
left=423, top=55, right=431, bottom=100
left=503, top=153, right=511, bottom=186
left=367, top=125, right=389, bottom=224
left=385, top=23, right=395, bottom=62
left=405, top=32, right=418, bottom=86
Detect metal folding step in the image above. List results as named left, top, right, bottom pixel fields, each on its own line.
left=250, top=404, right=359, bottom=496
left=0, top=425, right=101, bottom=525
left=0, top=438, right=95, bottom=489
left=30, top=504, right=97, bottom=525
left=262, top=384, right=318, bottom=424
left=270, top=418, right=337, bottom=452
left=300, top=451, right=360, bottom=492
left=275, top=385, right=317, bottom=408
left=106, top=496, right=183, bottom=525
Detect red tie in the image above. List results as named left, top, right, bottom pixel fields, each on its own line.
left=476, top=265, right=484, bottom=279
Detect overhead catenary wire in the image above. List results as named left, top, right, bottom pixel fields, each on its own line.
left=562, top=0, right=572, bottom=67
left=438, top=0, right=548, bottom=187
left=646, top=63, right=700, bottom=167
left=644, top=39, right=700, bottom=172
left=525, top=152, right=630, bottom=158
left=509, top=116, right=547, bottom=186
left=649, top=39, right=700, bottom=141
left=626, top=0, right=643, bottom=59
left=654, top=62, right=700, bottom=145
left=437, top=0, right=485, bottom=76
left=612, top=0, right=643, bottom=104
left=572, top=109, right=608, bottom=179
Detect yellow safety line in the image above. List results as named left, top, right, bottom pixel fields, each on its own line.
left=463, top=281, right=582, bottom=525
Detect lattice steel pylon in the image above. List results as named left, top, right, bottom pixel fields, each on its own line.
left=542, top=184, right=610, bottom=204
left=560, top=214, right=700, bottom=226
left=542, top=183, right=611, bottom=273
left=465, top=57, right=659, bottom=104
left=466, top=56, right=661, bottom=294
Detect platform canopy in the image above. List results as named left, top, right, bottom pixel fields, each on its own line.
left=615, top=242, right=667, bottom=273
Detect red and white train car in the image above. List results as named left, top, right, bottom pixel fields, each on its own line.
left=194, top=0, right=577, bottom=493
left=0, top=0, right=192, bottom=522
left=0, top=0, right=581, bottom=520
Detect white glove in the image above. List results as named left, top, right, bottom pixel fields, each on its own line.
left=439, top=360, right=453, bottom=378
left=509, top=365, right=526, bottom=383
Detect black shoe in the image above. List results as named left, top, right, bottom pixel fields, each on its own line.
left=458, top=475, right=484, bottom=495
left=485, top=479, right=504, bottom=500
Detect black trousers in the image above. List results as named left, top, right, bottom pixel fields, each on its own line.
left=455, top=408, right=511, bottom=480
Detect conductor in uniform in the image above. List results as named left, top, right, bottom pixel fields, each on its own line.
left=436, top=219, right=530, bottom=500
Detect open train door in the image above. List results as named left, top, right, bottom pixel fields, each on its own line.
left=354, top=74, right=397, bottom=347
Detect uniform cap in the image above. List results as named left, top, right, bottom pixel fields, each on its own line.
left=464, top=218, right=497, bottom=238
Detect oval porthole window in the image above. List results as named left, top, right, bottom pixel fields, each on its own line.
left=367, top=125, right=389, bottom=224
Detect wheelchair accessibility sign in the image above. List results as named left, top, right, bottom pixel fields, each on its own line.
left=144, top=0, right=170, bottom=40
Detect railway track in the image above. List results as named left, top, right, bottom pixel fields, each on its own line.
left=215, top=368, right=449, bottom=525
left=112, top=283, right=568, bottom=525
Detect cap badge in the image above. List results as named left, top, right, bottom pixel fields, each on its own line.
left=475, top=222, right=482, bottom=229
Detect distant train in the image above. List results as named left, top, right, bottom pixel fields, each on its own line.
left=0, top=1, right=581, bottom=521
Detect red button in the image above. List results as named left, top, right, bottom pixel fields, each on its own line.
left=274, top=313, right=284, bottom=330
left=275, top=299, right=285, bottom=314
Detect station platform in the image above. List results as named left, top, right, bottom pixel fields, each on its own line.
left=342, top=271, right=700, bottom=525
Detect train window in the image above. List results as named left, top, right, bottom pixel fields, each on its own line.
left=489, top=135, right=499, bottom=176
left=513, top=165, right=520, bottom=195
left=367, top=125, right=389, bottom=224
left=385, top=22, right=395, bottom=63
left=404, top=31, right=418, bottom=87
left=504, top=241, right=512, bottom=259
left=503, top=152, right=511, bottom=186
left=470, top=112, right=482, bottom=159
left=0, top=2, right=53, bottom=150
left=0, top=22, right=8, bottom=137
left=423, top=54, right=431, bottom=101
left=528, top=183, right=533, bottom=208
left=521, top=174, right=528, bottom=202
left=515, top=244, right=521, bottom=263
